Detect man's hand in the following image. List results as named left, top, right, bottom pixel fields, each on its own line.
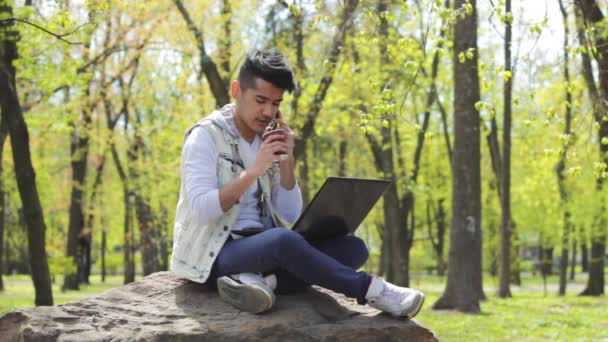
left=277, top=117, right=295, bottom=160
left=249, top=132, right=289, bottom=177
left=276, top=116, right=296, bottom=190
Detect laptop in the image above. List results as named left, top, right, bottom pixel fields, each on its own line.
left=292, top=177, right=391, bottom=242
left=233, top=177, right=391, bottom=242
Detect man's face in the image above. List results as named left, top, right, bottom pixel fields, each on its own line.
left=232, top=78, right=285, bottom=138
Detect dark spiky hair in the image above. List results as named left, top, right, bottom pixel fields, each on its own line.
left=238, top=48, right=296, bottom=93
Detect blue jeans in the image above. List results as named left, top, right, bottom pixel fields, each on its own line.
left=208, top=228, right=372, bottom=304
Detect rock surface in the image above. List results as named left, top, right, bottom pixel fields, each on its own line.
left=0, top=272, right=438, bottom=341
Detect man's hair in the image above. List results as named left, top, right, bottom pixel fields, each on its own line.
left=238, top=49, right=296, bottom=93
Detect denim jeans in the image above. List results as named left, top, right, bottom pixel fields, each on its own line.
left=208, top=228, right=372, bottom=304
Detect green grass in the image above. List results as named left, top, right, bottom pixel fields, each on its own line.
left=0, top=273, right=606, bottom=341
left=0, top=274, right=129, bottom=315
left=412, top=274, right=608, bottom=341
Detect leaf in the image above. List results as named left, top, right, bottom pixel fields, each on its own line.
left=466, top=49, right=474, bottom=59
left=530, top=25, right=542, bottom=34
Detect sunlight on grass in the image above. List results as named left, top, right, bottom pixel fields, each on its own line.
left=413, top=275, right=607, bottom=342
left=0, top=274, right=127, bottom=314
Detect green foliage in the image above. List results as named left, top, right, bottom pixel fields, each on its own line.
left=48, top=256, right=77, bottom=280
left=2, top=2, right=608, bottom=333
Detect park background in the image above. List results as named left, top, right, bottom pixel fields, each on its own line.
left=0, top=0, right=607, bottom=340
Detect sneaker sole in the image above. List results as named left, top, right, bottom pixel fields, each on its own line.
left=217, top=276, right=275, bottom=314
left=405, top=292, right=425, bottom=319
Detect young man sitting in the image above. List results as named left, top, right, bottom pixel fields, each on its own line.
left=170, top=48, right=425, bottom=318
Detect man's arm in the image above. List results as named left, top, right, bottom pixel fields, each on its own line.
left=270, top=118, right=303, bottom=224
left=277, top=116, right=297, bottom=190
left=182, top=127, right=224, bottom=226
left=278, top=155, right=296, bottom=190
left=183, top=126, right=290, bottom=223
left=218, top=169, right=258, bottom=212
left=219, top=132, right=290, bottom=212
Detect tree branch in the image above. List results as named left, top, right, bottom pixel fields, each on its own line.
left=298, top=0, right=359, bottom=145
left=0, top=17, right=87, bottom=45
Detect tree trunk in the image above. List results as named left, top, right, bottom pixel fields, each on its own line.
left=80, top=146, right=109, bottom=285
left=338, top=141, right=347, bottom=177
left=219, top=0, right=231, bottom=86
left=570, top=234, right=576, bottom=281
left=582, top=238, right=605, bottom=295
left=158, top=205, right=170, bottom=271
left=581, top=238, right=589, bottom=272
left=558, top=218, right=570, bottom=296
left=111, top=142, right=135, bottom=284
left=0, top=120, right=6, bottom=291
left=63, top=107, right=90, bottom=290
left=378, top=223, right=387, bottom=277
left=435, top=198, right=447, bottom=276
left=498, top=0, right=513, bottom=298
left=541, top=247, right=554, bottom=275
left=433, top=0, right=482, bottom=312
left=0, top=2, right=53, bottom=305
left=510, top=229, right=521, bottom=285
left=124, top=187, right=135, bottom=284
left=488, top=216, right=498, bottom=277
left=65, top=23, right=96, bottom=287
left=128, top=135, right=160, bottom=276
left=576, top=0, right=607, bottom=296
left=101, top=228, right=107, bottom=282
left=427, top=197, right=447, bottom=276
left=557, top=0, right=573, bottom=296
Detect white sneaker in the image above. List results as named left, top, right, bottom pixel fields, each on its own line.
left=237, top=272, right=277, bottom=291
left=365, top=277, right=425, bottom=319
left=264, top=273, right=277, bottom=291
left=217, top=273, right=275, bottom=314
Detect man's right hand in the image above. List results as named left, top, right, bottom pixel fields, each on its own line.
left=249, top=132, right=289, bottom=177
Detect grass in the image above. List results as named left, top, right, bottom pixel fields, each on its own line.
left=0, top=272, right=606, bottom=341
left=412, top=274, right=608, bottom=341
left=0, top=274, right=129, bottom=315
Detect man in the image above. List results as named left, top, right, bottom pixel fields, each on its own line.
left=171, top=48, right=425, bottom=318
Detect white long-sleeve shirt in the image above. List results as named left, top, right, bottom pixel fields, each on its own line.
left=182, top=125, right=303, bottom=231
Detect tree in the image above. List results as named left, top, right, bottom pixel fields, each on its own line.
left=433, top=0, right=483, bottom=312
left=0, top=120, right=6, bottom=291
left=498, top=0, right=513, bottom=299
left=556, top=0, right=574, bottom=296
left=365, top=0, right=411, bottom=286
left=576, top=0, right=608, bottom=296
left=0, top=1, right=52, bottom=306
left=173, top=0, right=230, bottom=107
left=293, top=0, right=359, bottom=203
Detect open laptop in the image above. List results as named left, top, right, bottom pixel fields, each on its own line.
left=233, top=177, right=391, bottom=242
left=292, top=177, right=391, bottom=241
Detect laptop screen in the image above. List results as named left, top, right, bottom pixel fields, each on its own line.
left=291, top=177, right=390, bottom=242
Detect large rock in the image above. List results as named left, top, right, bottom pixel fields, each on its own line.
left=0, top=272, right=437, bottom=341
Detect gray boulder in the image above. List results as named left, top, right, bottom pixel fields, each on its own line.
left=0, top=271, right=437, bottom=341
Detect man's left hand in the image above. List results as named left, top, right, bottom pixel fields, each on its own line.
left=277, top=117, right=295, bottom=161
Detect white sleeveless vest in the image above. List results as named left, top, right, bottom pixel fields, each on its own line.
left=170, top=118, right=288, bottom=283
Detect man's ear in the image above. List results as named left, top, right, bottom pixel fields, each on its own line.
left=230, top=80, right=240, bottom=98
